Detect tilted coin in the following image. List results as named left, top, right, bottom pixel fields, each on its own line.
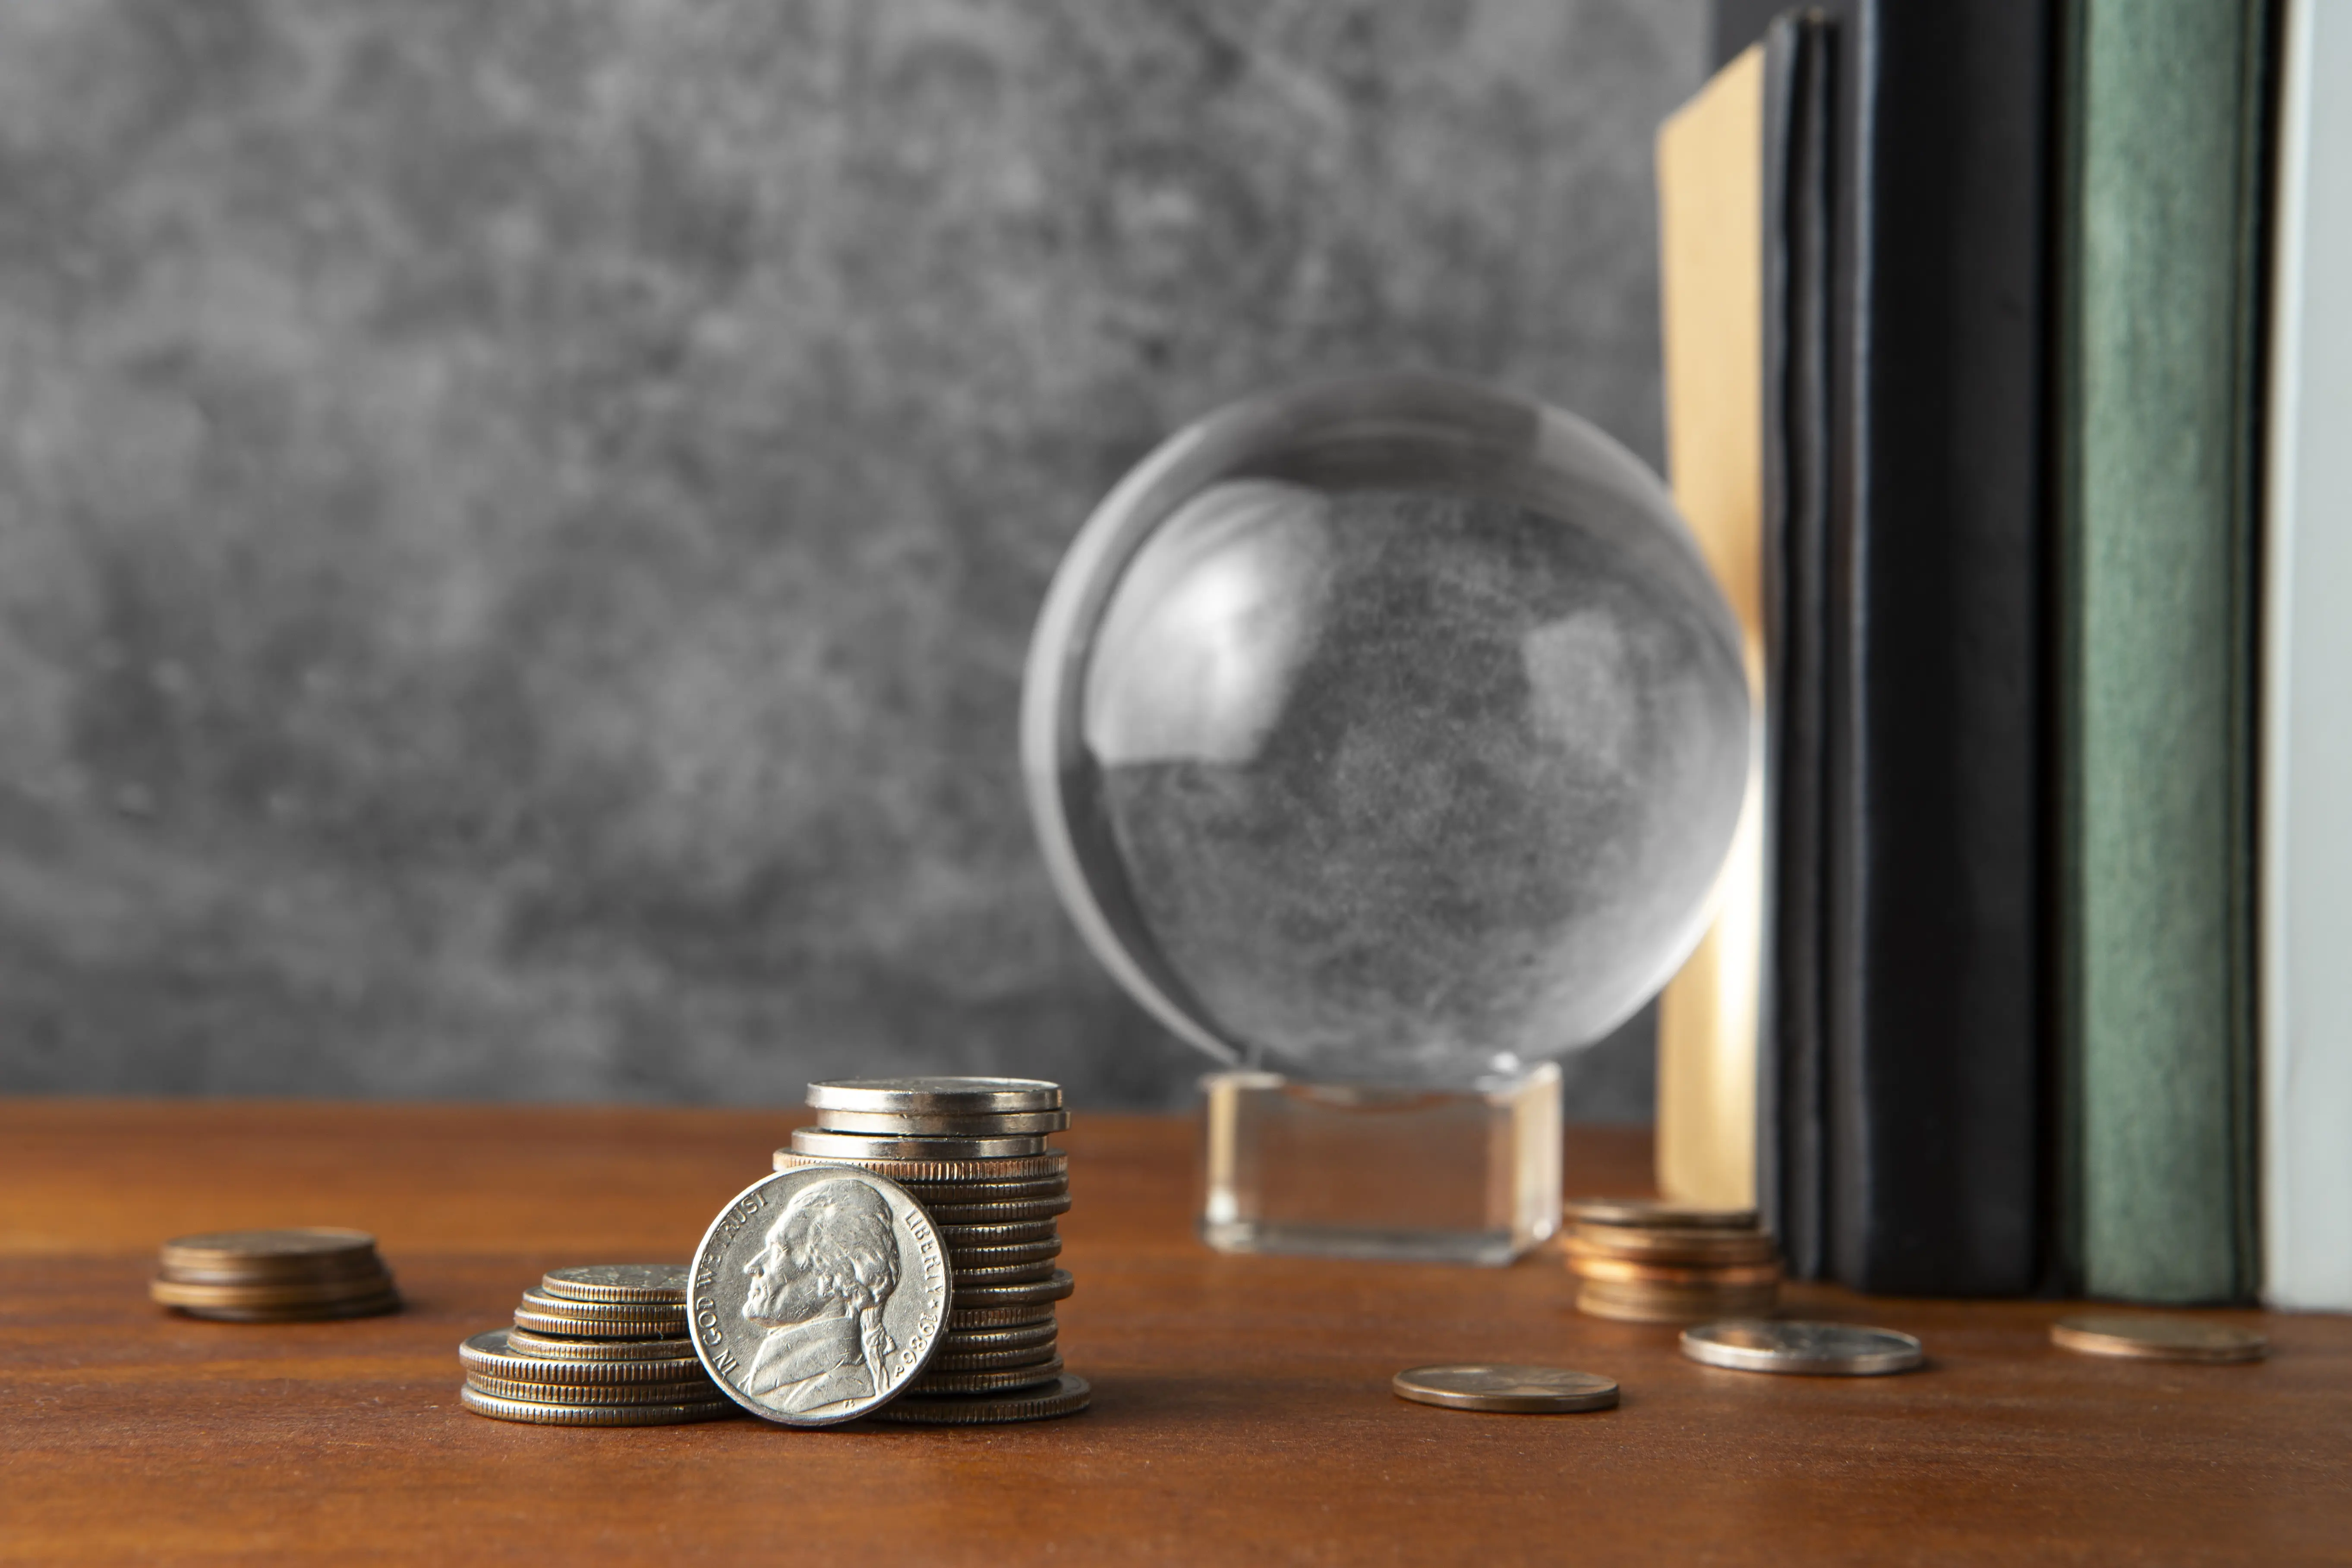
left=688, top=1165, right=951, bottom=1426
left=1567, top=1256, right=1783, bottom=1288
left=1566, top=1225, right=1780, bottom=1265
left=463, top=1372, right=719, bottom=1406
left=937, top=1218, right=1062, bottom=1246
left=911, top=1355, right=1064, bottom=1394
left=944, top=1238, right=1062, bottom=1268
left=773, top=1150, right=1069, bottom=1185
left=790, top=1129, right=1051, bottom=1161
left=458, top=1386, right=738, bottom=1426
left=502, top=1327, right=700, bottom=1360
left=1391, top=1365, right=1621, bottom=1413
left=158, top=1228, right=378, bottom=1272
left=460, top=1328, right=705, bottom=1384
left=1564, top=1199, right=1759, bottom=1230
left=936, top=1318, right=1059, bottom=1353
left=807, top=1077, right=1064, bottom=1114
left=1680, top=1319, right=1923, bottom=1376
left=865, top=1372, right=1091, bottom=1426
left=540, top=1265, right=689, bottom=1305
left=929, top=1340, right=1062, bottom=1372
left=953, top=1269, right=1074, bottom=1308
left=922, top=1196, right=1073, bottom=1226
left=952, top=1260, right=1060, bottom=1287
left=815, top=1108, right=1072, bottom=1137
left=2049, top=1313, right=2267, bottom=1364
left=947, top=1303, right=1058, bottom=1332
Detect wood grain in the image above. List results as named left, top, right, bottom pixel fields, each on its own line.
left=1, top=1101, right=2343, bottom=1565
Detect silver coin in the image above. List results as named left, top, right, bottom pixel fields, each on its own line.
left=791, top=1129, right=1050, bottom=1161
left=688, top=1166, right=951, bottom=1426
left=460, top=1329, right=706, bottom=1384
left=953, top=1268, right=1074, bottom=1308
left=1391, top=1365, right=1621, bottom=1413
left=464, top=1371, right=719, bottom=1406
left=923, top=1196, right=1073, bottom=1225
left=937, top=1219, right=1062, bottom=1246
left=540, top=1265, right=688, bottom=1305
left=1679, top=1319, right=1924, bottom=1376
left=814, top=1108, right=1072, bottom=1136
left=458, top=1386, right=738, bottom=1426
left=865, top=1371, right=1091, bottom=1426
left=807, top=1077, right=1063, bottom=1114
left=942, top=1238, right=1062, bottom=1268
left=502, top=1327, right=699, bottom=1361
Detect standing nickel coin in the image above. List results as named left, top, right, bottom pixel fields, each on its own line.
left=688, top=1166, right=950, bottom=1426
left=2049, top=1314, right=2267, bottom=1363
left=1392, top=1365, right=1620, bottom=1413
left=1680, top=1319, right=1924, bottom=1376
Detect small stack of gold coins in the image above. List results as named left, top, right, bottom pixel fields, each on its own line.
left=458, top=1265, right=734, bottom=1426
left=1561, top=1199, right=1782, bottom=1323
left=151, top=1228, right=400, bottom=1322
left=776, top=1077, right=1090, bottom=1424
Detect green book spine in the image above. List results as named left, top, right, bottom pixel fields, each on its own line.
left=2057, top=0, right=2269, bottom=1303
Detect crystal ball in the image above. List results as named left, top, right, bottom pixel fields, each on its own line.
left=1022, top=373, right=1749, bottom=1083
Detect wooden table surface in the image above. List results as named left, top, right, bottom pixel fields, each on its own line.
left=2, top=1101, right=2345, bottom=1565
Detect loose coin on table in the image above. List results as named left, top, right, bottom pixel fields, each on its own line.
left=2050, top=1313, right=2267, bottom=1364
left=1680, top=1320, right=1923, bottom=1376
left=1392, top=1365, right=1620, bottom=1413
left=688, top=1165, right=952, bottom=1426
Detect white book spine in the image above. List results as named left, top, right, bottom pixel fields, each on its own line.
left=2261, top=0, right=2352, bottom=1312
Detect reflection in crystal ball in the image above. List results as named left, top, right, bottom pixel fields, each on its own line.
left=1024, top=375, right=1749, bottom=1083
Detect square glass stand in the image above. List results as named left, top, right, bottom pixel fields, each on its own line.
left=1199, top=1063, right=1561, bottom=1265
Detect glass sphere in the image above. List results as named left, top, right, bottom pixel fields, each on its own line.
left=1022, top=373, right=1749, bottom=1083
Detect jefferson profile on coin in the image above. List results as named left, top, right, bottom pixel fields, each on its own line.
left=739, top=1177, right=902, bottom=1415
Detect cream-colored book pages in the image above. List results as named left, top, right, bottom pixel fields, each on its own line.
left=1651, top=44, right=1764, bottom=1208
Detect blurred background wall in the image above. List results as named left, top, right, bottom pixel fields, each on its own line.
left=0, top=0, right=1706, bottom=1111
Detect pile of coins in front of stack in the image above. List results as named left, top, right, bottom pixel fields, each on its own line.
left=151, top=1228, right=400, bottom=1322
left=1561, top=1199, right=1782, bottom=1323
left=459, top=1265, right=734, bottom=1426
left=776, top=1076, right=1089, bottom=1424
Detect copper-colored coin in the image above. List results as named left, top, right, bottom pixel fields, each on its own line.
left=864, top=1372, right=1091, bottom=1425
left=458, top=1386, right=738, bottom=1426
left=1566, top=1225, right=1779, bottom=1265
left=161, top=1290, right=403, bottom=1323
left=1566, top=1255, right=1784, bottom=1288
left=772, top=1149, right=1068, bottom=1183
left=1574, top=1281, right=1779, bottom=1325
left=158, top=1228, right=378, bottom=1274
left=1564, top=1198, right=1759, bottom=1230
left=150, top=1271, right=394, bottom=1309
left=2049, top=1314, right=2267, bottom=1364
left=463, top=1371, right=719, bottom=1406
left=911, top=1355, right=1064, bottom=1394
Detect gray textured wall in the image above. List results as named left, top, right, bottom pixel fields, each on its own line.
left=0, top=0, right=1706, bottom=1112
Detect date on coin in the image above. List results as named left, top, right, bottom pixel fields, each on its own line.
left=689, top=1167, right=950, bottom=1426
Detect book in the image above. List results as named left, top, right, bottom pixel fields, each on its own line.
left=2260, top=0, right=2352, bottom=1312
left=2055, top=0, right=2269, bottom=1306
left=1714, top=0, right=2050, bottom=1294
left=1652, top=39, right=1767, bottom=1214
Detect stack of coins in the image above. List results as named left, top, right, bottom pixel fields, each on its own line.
left=459, top=1265, right=735, bottom=1426
left=775, top=1077, right=1090, bottom=1424
left=151, top=1228, right=400, bottom=1322
left=1561, top=1199, right=1782, bottom=1324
